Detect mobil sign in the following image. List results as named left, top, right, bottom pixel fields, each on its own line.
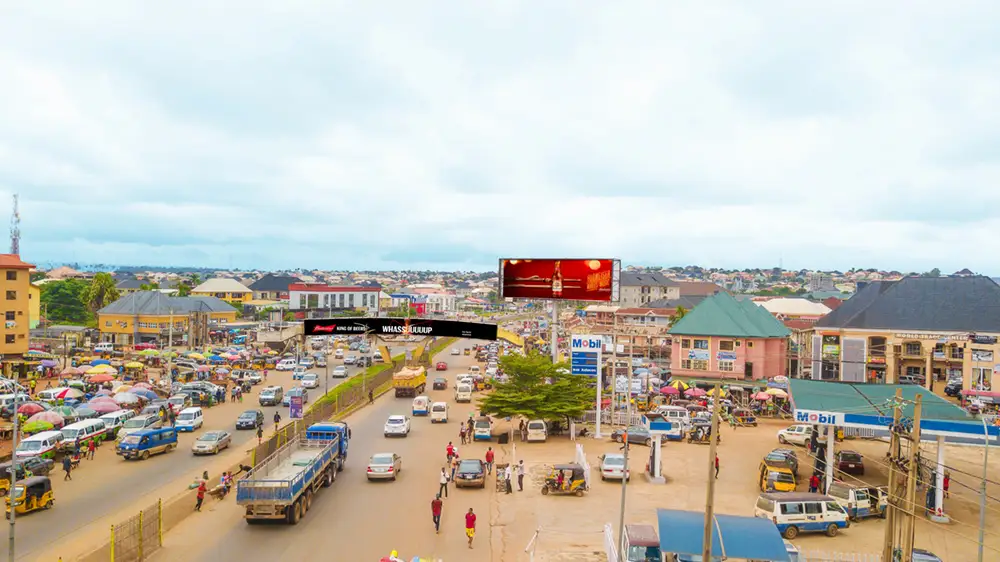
left=794, top=409, right=841, bottom=425
left=571, top=336, right=603, bottom=351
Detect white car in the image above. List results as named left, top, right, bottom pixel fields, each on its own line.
left=599, top=453, right=630, bottom=481
left=384, top=415, right=411, bottom=437
left=451, top=348, right=460, bottom=356
left=299, top=358, right=316, bottom=369
left=332, top=365, right=348, bottom=378
left=344, top=355, right=358, bottom=365
left=248, top=372, right=264, bottom=385
left=777, top=424, right=814, bottom=447
left=301, top=373, right=320, bottom=389
left=334, top=349, right=344, bottom=359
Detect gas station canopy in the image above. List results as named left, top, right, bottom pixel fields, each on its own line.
left=656, top=509, right=790, bottom=561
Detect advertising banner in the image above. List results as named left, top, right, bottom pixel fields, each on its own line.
left=498, top=258, right=620, bottom=302
left=290, top=395, right=303, bottom=420
left=303, top=318, right=498, bottom=340
left=570, top=335, right=602, bottom=376
left=716, top=351, right=737, bottom=361
left=688, top=350, right=710, bottom=361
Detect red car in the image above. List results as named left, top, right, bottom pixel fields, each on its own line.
left=836, top=450, right=865, bottom=476
left=134, top=343, right=158, bottom=351
left=436, top=362, right=448, bottom=371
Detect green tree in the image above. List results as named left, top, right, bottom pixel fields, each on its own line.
left=176, top=282, right=192, bottom=297
left=283, top=311, right=295, bottom=322
left=923, top=268, right=941, bottom=278
left=84, top=272, right=120, bottom=312
left=478, top=352, right=593, bottom=426
left=30, top=272, right=47, bottom=283
left=670, top=306, right=688, bottom=324
left=39, top=279, right=94, bottom=325
left=139, top=282, right=160, bottom=290
left=189, top=273, right=202, bottom=288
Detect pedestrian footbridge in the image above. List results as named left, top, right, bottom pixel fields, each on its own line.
left=497, top=328, right=524, bottom=347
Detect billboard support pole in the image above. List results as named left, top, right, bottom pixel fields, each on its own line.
left=550, top=302, right=558, bottom=363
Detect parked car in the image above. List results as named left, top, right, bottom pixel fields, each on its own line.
left=384, top=415, right=411, bottom=437
left=455, top=459, right=486, bottom=488
left=332, top=365, right=348, bottom=378
left=944, top=379, right=963, bottom=397
left=248, top=372, right=263, bottom=385
left=17, top=456, right=54, bottom=476
left=366, top=452, right=403, bottom=481
left=776, top=424, right=813, bottom=447
left=611, top=426, right=652, bottom=446
left=436, top=362, right=448, bottom=371
left=432, top=377, right=448, bottom=390
left=766, top=448, right=800, bottom=475
left=236, top=410, right=264, bottom=430
left=836, top=450, right=865, bottom=476
left=598, top=453, right=630, bottom=481
left=167, top=394, right=193, bottom=413
left=191, top=430, right=232, bottom=455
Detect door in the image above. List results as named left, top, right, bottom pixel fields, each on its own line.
left=854, top=489, right=871, bottom=517
left=778, top=502, right=809, bottom=532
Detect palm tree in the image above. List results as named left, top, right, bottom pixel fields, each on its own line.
left=85, top=272, right=121, bottom=312
left=670, top=306, right=688, bottom=325
left=189, top=273, right=202, bottom=287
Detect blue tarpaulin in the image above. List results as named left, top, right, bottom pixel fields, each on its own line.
left=656, top=509, right=790, bottom=561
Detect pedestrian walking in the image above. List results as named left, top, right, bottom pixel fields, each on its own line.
left=519, top=419, right=527, bottom=442
left=517, top=460, right=525, bottom=491
left=465, top=508, right=477, bottom=549
left=274, top=411, right=281, bottom=426
left=257, top=426, right=264, bottom=444
left=195, top=480, right=206, bottom=511
left=459, top=425, right=468, bottom=445
left=944, top=472, right=951, bottom=498
left=439, top=468, right=449, bottom=498
left=368, top=390, right=374, bottom=404
left=484, top=447, right=494, bottom=474
left=62, top=456, right=72, bottom=481
left=808, top=473, right=820, bottom=493
left=431, top=494, right=443, bottom=533
left=446, top=441, right=456, bottom=462
left=87, top=439, right=96, bottom=460
left=715, top=454, right=720, bottom=479
left=451, top=455, right=460, bottom=482
left=504, top=463, right=513, bottom=494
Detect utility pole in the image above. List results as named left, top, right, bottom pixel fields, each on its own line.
left=42, top=303, right=48, bottom=338
left=167, top=309, right=174, bottom=382
left=9, top=364, right=22, bottom=561
left=616, top=359, right=634, bottom=553
left=702, top=383, right=723, bottom=561
left=979, top=417, right=989, bottom=562
left=900, top=396, right=922, bottom=560
left=882, top=389, right=903, bottom=562
left=550, top=302, right=559, bottom=363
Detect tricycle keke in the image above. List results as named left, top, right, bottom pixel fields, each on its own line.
left=730, top=407, right=757, bottom=427
left=541, top=463, right=588, bottom=497
left=687, top=422, right=720, bottom=445
left=5, top=476, right=53, bottom=518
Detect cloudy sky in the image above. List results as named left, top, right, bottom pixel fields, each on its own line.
left=3, top=2, right=999, bottom=273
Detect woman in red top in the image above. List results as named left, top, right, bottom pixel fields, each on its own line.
left=465, top=508, right=477, bottom=548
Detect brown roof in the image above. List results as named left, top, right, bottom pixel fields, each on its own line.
left=677, top=281, right=726, bottom=297
left=0, top=254, right=35, bottom=270
left=822, top=297, right=843, bottom=311
left=782, top=318, right=817, bottom=330
left=616, top=307, right=672, bottom=316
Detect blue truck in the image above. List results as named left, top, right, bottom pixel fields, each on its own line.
left=236, top=422, right=350, bottom=524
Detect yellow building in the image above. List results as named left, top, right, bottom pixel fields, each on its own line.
left=191, top=278, right=252, bottom=304
left=28, top=282, right=41, bottom=330
left=98, top=291, right=238, bottom=345
left=1, top=254, right=35, bottom=358
left=811, top=276, right=1000, bottom=391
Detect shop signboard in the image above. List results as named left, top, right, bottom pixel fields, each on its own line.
left=570, top=335, right=602, bottom=376
left=303, top=318, right=498, bottom=340
left=822, top=344, right=840, bottom=356
left=290, top=395, right=303, bottom=420
left=498, top=258, right=621, bottom=302
left=972, top=350, right=995, bottom=363
left=969, top=334, right=999, bottom=345
left=868, top=356, right=886, bottom=364
left=717, top=351, right=737, bottom=361
left=688, top=350, right=710, bottom=361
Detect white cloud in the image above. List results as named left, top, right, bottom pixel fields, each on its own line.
left=2, top=1, right=1000, bottom=273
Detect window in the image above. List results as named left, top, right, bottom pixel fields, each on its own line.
left=691, top=360, right=708, bottom=370
left=105, top=321, right=111, bottom=327
left=5, top=271, right=15, bottom=281
left=4, top=311, right=13, bottom=321
left=215, top=292, right=226, bottom=299
left=718, top=340, right=735, bottom=351
left=951, top=347, right=965, bottom=360
left=905, top=366, right=924, bottom=377
left=362, top=294, right=368, bottom=307
left=719, top=361, right=735, bottom=372
left=905, top=343, right=921, bottom=356
left=5, top=291, right=14, bottom=301
left=4, top=335, right=13, bottom=344
left=681, top=339, right=691, bottom=349
left=349, top=294, right=355, bottom=307
left=973, top=368, right=991, bottom=390
left=747, top=341, right=754, bottom=348
left=804, top=502, right=823, bottom=515
left=298, top=295, right=306, bottom=308
left=681, top=360, right=691, bottom=369
left=780, top=503, right=803, bottom=515
left=693, top=339, right=708, bottom=349
left=869, top=337, right=886, bottom=356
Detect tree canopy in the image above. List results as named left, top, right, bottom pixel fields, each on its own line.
left=477, top=351, right=594, bottom=424
left=39, top=279, right=94, bottom=325
left=84, top=272, right=120, bottom=312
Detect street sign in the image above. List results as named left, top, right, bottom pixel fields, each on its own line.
left=290, top=395, right=304, bottom=420
left=570, top=335, right=602, bottom=377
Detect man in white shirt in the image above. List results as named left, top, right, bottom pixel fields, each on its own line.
left=504, top=464, right=513, bottom=494
left=439, top=467, right=449, bottom=498
left=517, top=460, right=526, bottom=491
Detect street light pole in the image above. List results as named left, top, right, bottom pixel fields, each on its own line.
left=616, top=363, right=633, bottom=553
left=979, top=417, right=989, bottom=562
left=9, top=365, right=22, bottom=561
left=702, top=383, right=723, bottom=561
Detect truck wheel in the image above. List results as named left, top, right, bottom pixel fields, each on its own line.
left=141, top=451, right=150, bottom=461
left=322, top=469, right=333, bottom=488
left=825, top=523, right=839, bottom=537
left=288, top=501, right=301, bottom=524
left=305, top=489, right=313, bottom=511
left=783, top=525, right=798, bottom=539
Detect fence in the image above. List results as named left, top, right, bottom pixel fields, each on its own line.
left=581, top=410, right=646, bottom=427
left=843, top=426, right=878, bottom=439
left=110, top=500, right=161, bottom=561
left=603, top=523, right=618, bottom=562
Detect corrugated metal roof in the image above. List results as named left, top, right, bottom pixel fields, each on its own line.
left=656, top=509, right=790, bottom=561
left=191, top=278, right=251, bottom=294
left=99, top=291, right=236, bottom=315
left=668, top=292, right=791, bottom=338
left=789, top=378, right=972, bottom=422
left=621, top=272, right=679, bottom=287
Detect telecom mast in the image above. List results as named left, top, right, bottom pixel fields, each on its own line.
left=9, top=194, right=20, bottom=255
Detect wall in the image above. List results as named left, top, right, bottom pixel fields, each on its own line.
left=619, top=284, right=680, bottom=308
left=191, top=290, right=251, bottom=304
left=1, top=268, right=31, bottom=355
left=670, top=335, right=786, bottom=380
left=28, top=282, right=41, bottom=329
left=289, top=289, right=380, bottom=314
left=98, top=312, right=238, bottom=337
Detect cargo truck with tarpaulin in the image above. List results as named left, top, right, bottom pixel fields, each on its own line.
left=393, top=366, right=427, bottom=398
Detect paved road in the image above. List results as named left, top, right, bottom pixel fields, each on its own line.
left=5, top=346, right=407, bottom=560
left=157, top=341, right=498, bottom=562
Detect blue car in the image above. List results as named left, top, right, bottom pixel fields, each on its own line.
left=116, top=428, right=178, bottom=461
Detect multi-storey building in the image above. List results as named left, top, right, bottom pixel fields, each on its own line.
left=288, top=283, right=381, bottom=316
left=619, top=272, right=680, bottom=307
left=1, top=254, right=35, bottom=359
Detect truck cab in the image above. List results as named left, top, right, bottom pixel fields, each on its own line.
left=305, top=422, right=351, bottom=471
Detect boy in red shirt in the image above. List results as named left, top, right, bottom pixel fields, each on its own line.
left=465, top=508, right=477, bottom=548
left=485, top=447, right=495, bottom=474
left=431, top=495, right=443, bottom=533
left=808, top=474, right=820, bottom=493
left=195, top=481, right=206, bottom=511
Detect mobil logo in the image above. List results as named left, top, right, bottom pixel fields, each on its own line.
left=794, top=410, right=840, bottom=425
left=571, top=336, right=602, bottom=350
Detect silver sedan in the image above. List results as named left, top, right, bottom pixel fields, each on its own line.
left=191, top=430, right=232, bottom=455
left=366, top=453, right=402, bottom=481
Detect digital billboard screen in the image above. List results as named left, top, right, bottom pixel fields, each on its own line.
left=303, top=318, right=498, bottom=340
left=498, top=258, right=620, bottom=302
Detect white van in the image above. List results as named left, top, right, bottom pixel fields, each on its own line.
left=0, top=393, right=30, bottom=410
left=36, top=387, right=70, bottom=403
left=469, top=366, right=481, bottom=376
left=455, top=383, right=473, bottom=403
left=60, top=419, right=109, bottom=452
left=526, top=419, right=548, bottom=442
left=754, top=492, right=850, bottom=540
left=175, top=407, right=204, bottom=432
left=655, top=405, right=691, bottom=440
left=16, top=430, right=64, bottom=459
left=99, top=409, right=137, bottom=438
left=430, top=402, right=449, bottom=423
left=827, top=482, right=887, bottom=520
left=94, top=342, right=115, bottom=353
left=412, top=396, right=430, bottom=416
left=276, top=358, right=297, bottom=371
left=473, top=418, right=493, bottom=441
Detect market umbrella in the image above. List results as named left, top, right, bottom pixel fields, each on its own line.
left=139, top=349, right=159, bottom=356
left=667, top=380, right=689, bottom=391
left=53, top=405, right=78, bottom=418
left=93, top=390, right=112, bottom=397
left=25, top=350, right=54, bottom=359
left=60, top=366, right=84, bottom=377
left=74, top=406, right=100, bottom=418
left=684, top=388, right=707, bottom=398
left=130, top=388, right=157, bottom=400
left=27, top=410, right=66, bottom=428
left=91, top=359, right=111, bottom=366
left=187, top=353, right=205, bottom=361
left=17, top=403, right=46, bottom=416
left=261, top=347, right=271, bottom=352
left=267, top=350, right=278, bottom=355
left=125, top=361, right=144, bottom=369
left=707, top=387, right=728, bottom=398
left=55, top=388, right=85, bottom=400
left=659, top=386, right=680, bottom=395
left=86, top=365, right=116, bottom=375
left=22, top=420, right=54, bottom=434
left=86, top=373, right=115, bottom=383
left=753, top=392, right=772, bottom=401
left=196, top=365, right=211, bottom=372
left=765, top=388, right=788, bottom=398
left=41, top=359, right=58, bottom=368
left=132, top=382, right=154, bottom=390
left=115, top=385, right=133, bottom=393
left=216, top=367, right=230, bottom=375
left=208, top=355, right=224, bottom=362
left=114, top=392, right=141, bottom=405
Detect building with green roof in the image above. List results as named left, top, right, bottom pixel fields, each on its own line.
left=669, top=292, right=791, bottom=381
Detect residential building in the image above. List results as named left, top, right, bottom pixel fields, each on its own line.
left=248, top=274, right=301, bottom=301
left=676, top=281, right=726, bottom=298
left=288, top=283, right=380, bottom=316
left=582, top=305, right=619, bottom=329
left=669, top=292, right=790, bottom=381
left=614, top=307, right=674, bottom=361
left=28, top=282, right=41, bottom=330
left=758, top=298, right=831, bottom=321
left=97, top=291, right=238, bottom=345
left=808, top=273, right=836, bottom=292
left=811, top=276, right=1000, bottom=391
left=115, top=277, right=146, bottom=295
left=1, top=254, right=34, bottom=358
left=191, top=278, right=252, bottom=304
left=645, top=296, right=707, bottom=314
left=619, top=272, right=680, bottom=307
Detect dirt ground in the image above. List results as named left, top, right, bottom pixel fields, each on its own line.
left=485, top=417, right=1000, bottom=561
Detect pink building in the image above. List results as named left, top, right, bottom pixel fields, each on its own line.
left=668, top=293, right=790, bottom=381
